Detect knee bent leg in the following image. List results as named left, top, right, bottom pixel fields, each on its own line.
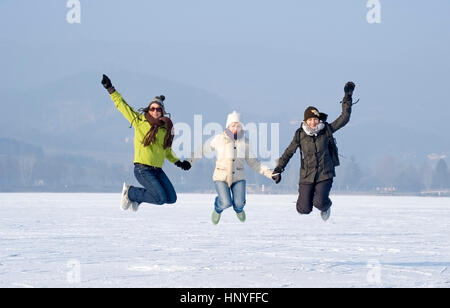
left=216, top=198, right=232, bottom=212
left=165, top=193, right=177, bottom=204
left=314, top=199, right=332, bottom=212
left=297, top=205, right=313, bottom=215
left=233, top=200, right=246, bottom=213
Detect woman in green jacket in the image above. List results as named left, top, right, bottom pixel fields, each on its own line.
left=101, top=75, right=191, bottom=212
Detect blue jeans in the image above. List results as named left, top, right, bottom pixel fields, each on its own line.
left=214, top=180, right=246, bottom=214
left=128, top=164, right=177, bottom=205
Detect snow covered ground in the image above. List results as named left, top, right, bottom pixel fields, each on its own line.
left=0, top=193, right=449, bottom=288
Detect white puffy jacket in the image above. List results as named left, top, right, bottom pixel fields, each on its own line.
left=189, top=131, right=274, bottom=187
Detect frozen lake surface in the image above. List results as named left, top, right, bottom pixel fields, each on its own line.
left=0, top=193, right=449, bottom=288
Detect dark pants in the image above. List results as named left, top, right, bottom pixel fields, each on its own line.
left=296, top=179, right=333, bottom=214
left=128, top=164, right=177, bottom=205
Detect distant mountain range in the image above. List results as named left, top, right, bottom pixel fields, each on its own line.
left=0, top=70, right=235, bottom=161
left=1, top=70, right=449, bottom=170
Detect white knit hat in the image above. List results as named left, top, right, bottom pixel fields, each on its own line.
left=226, top=111, right=242, bottom=129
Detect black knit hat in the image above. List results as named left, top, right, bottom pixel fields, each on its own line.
left=304, top=106, right=321, bottom=121
left=303, top=106, right=328, bottom=122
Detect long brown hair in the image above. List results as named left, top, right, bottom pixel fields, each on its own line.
left=141, top=97, right=174, bottom=149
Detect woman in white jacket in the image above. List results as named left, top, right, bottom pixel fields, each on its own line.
left=189, top=111, right=274, bottom=225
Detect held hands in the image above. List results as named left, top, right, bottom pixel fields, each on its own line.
left=271, top=167, right=282, bottom=184
left=175, top=160, right=192, bottom=171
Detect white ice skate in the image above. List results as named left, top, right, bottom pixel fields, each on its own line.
left=120, top=183, right=133, bottom=211
left=131, top=201, right=141, bottom=212
left=320, top=207, right=331, bottom=222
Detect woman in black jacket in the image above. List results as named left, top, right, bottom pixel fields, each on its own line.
left=272, top=82, right=356, bottom=221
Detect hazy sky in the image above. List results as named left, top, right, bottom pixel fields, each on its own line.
left=1, top=0, right=449, bottom=138
left=2, top=1, right=449, bottom=111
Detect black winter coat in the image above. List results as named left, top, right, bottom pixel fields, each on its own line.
left=277, top=100, right=352, bottom=184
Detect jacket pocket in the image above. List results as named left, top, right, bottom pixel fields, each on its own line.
left=323, top=153, right=334, bottom=174
left=213, top=168, right=228, bottom=182
left=300, top=168, right=313, bottom=181
left=215, top=159, right=228, bottom=169
left=303, top=167, right=315, bottom=178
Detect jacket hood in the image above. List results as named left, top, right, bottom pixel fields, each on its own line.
left=302, top=121, right=325, bottom=136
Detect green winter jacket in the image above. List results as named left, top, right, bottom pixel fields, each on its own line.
left=110, top=91, right=179, bottom=168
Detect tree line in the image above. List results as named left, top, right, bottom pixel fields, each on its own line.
left=1, top=138, right=448, bottom=194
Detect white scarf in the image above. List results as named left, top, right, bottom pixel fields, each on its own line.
left=302, top=121, right=325, bottom=136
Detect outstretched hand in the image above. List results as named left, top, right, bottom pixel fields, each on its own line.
left=271, top=167, right=282, bottom=184
left=272, top=173, right=281, bottom=184
left=101, top=74, right=113, bottom=89
left=344, top=81, right=356, bottom=96
left=175, top=160, right=191, bottom=171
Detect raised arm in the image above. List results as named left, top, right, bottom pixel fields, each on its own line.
left=330, top=81, right=355, bottom=133
left=101, top=74, right=142, bottom=126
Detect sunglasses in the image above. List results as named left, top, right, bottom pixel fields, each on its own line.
left=149, top=107, right=163, bottom=112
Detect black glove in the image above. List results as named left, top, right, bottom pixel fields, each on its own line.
left=101, top=74, right=115, bottom=94
left=272, top=167, right=282, bottom=184
left=102, top=74, right=112, bottom=88
left=175, top=160, right=191, bottom=171
left=344, top=81, right=356, bottom=97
